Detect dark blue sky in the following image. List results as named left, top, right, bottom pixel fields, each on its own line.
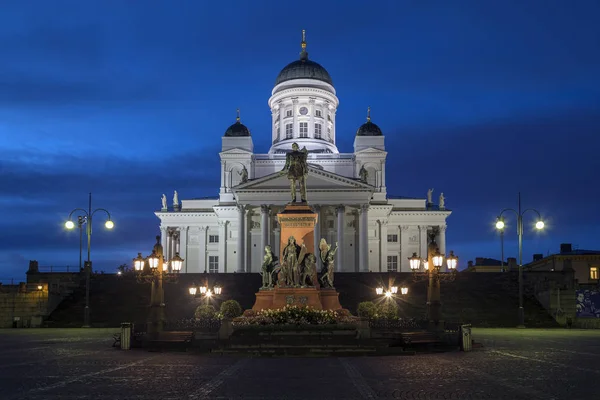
left=1, top=0, right=599, bottom=280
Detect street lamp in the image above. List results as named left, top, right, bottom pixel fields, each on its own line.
left=409, top=233, right=458, bottom=328
left=65, top=192, right=114, bottom=328
left=133, top=236, right=183, bottom=337
left=375, top=285, right=407, bottom=298
left=495, top=192, right=545, bottom=328
left=189, top=284, right=223, bottom=303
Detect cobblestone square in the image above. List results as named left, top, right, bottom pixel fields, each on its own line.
left=0, top=328, right=599, bottom=399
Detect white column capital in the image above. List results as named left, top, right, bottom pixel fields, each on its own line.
left=360, top=204, right=370, bottom=213
left=336, top=205, right=345, bottom=215
left=419, top=225, right=429, bottom=231
left=260, top=204, right=269, bottom=214
left=400, top=225, right=410, bottom=232
left=439, top=225, right=447, bottom=232
left=379, top=219, right=388, bottom=226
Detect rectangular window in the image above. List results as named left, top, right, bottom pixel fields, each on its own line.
left=209, top=256, right=219, bottom=273
left=591, top=267, right=599, bottom=280
left=299, top=122, right=308, bottom=138
left=315, top=123, right=322, bottom=139
left=315, top=109, right=322, bottom=118
left=387, top=234, right=398, bottom=243
left=387, top=255, right=398, bottom=272
left=285, top=123, right=293, bottom=139
left=286, top=110, right=292, bottom=117
left=209, top=235, right=219, bottom=243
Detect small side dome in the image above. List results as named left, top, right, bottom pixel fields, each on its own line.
left=356, top=107, right=382, bottom=136
left=224, top=109, right=251, bottom=137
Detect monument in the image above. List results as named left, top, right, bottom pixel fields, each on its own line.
left=250, top=142, right=345, bottom=313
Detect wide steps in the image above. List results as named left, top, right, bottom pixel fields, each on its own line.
left=212, top=346, right=378, bottom=357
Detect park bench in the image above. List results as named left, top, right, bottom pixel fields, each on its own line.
left=148, top=331, right=194, bottom=352
left=400, top=331, right=439, bottom=345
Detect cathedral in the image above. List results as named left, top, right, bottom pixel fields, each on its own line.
left=155, top=32, right=451, bottom=274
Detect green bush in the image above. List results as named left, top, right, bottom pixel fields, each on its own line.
left=220, top=300, right=243, bottom=319
left=232, top=305, right=356, bottom=326
left=194, top=304, right=216, bottom=320
left=375, top=300, right=399, bottom=319
left=357, top=301, right=376, bottom=319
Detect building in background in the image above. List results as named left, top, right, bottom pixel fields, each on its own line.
left=526, top=243, right=600, bottom=285
left=155, top=32, right=452, bottom=274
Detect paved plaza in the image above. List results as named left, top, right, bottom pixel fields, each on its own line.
left=0, top=328, right=599, bottom=399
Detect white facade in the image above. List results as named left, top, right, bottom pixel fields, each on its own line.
left=155, top=33, right=451, bottom=274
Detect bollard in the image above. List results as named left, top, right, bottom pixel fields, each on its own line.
left=460, top=324, right=472, bottom=352
left=121, top=322, right=131, bottom=350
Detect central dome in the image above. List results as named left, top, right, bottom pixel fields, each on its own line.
left=275, top=59, right=333, bottom=86
left=274, top=31, right=333, bottom=87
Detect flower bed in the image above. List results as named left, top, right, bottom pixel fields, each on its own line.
left=369, top=317, right=425, bottom=330
left=232, top=305, right=357, bottom=328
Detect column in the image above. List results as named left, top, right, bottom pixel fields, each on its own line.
left=173, top=231, right=180, bottom=256
left=260, top=205, right=269, bottom=254
left=336, top=205, right=345, bottom=272
left=278, top=102, right=284, bottom=141
left=273, top=227, right=281, bottom=261
left=309, top=98, right=315, bottom=138
left=236, top=205, right=245, bottom=273
left=292, top=98, right=298, bottom=138
left=313, top=205, right=321, bottom=270
left=359, top=204, right=369, bottom=272
left=245, top=208, right=251, bottom=272
left=438, top=225, right=447, bottom=271
left=217, top=223, right=225, bottom=273
left=160, top=227, right=167, bottom=253
left=179, top=226, right=188, bottom=273
left=165, top=230, right=172, bottom=261
left=419, top=225, right=428, bottom=260
left=379, top=220, right=388, bottom=272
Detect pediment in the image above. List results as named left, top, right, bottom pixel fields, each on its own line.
left=233, top=166, right=373, bottom=192
left=355, top=147, right=387, bottom=155
left=219, top=148, right=253, bottom=156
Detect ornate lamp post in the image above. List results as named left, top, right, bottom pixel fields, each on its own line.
left=133, top=237, right=183, bottom=337
left=408, top=235, right=458, bottom=329
left=189, top=284, right=223, bottom=304
left=65, top=192, right=114, bottom=328
left=375, top=285, right=408, bottom=298
left=495, top=192, right=545, bottom=327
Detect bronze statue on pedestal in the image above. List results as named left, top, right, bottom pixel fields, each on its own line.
left=280, top=142, right=309, bottom=203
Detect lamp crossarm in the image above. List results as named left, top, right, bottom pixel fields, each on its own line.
left=68, top=208, right=89, bottom=220
left=91, top=208, right=112, bottom=220
left=521, top=208, right=542, bottom=219
left=498, top=208, right=519, bottom=219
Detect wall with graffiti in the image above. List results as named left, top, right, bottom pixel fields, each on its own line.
left=576, top=289, right=600, bottom=318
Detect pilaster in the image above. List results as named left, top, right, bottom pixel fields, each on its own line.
left=359, top=204, right=369, bottom=272
left=419, top=225, right=428, bottom=260
left=336, top=205, right=345, bottom=272
left=400, top=225, right=410, bottom=271
left=379, top=220, right=389, bottom=272
left=179, top=226, right=188, bottom=273
left=217, top=222, right=225, bottom=273
left=236, top=205, right=245, bottom=273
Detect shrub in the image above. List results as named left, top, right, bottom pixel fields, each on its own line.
left=194, top=304, right=217, bottom=320
left=375, top=300, right=399, bottom=320
left=220, top=300, right=243, bottom=319
left=232, top=305, right=356, bottom=327
left=357, top=301, right=376, bottom=319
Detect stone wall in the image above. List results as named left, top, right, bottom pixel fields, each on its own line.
left=0, top=283, right=50, bottom=328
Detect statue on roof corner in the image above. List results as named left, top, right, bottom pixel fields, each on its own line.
left=238, top=165, right=248, bottom=183
left=280, top=142, right=308, bottom=203
left=161, top=194, right=167, bottom=210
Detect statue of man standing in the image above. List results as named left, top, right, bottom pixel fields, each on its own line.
left=281, top=142, right=309, bottom=203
